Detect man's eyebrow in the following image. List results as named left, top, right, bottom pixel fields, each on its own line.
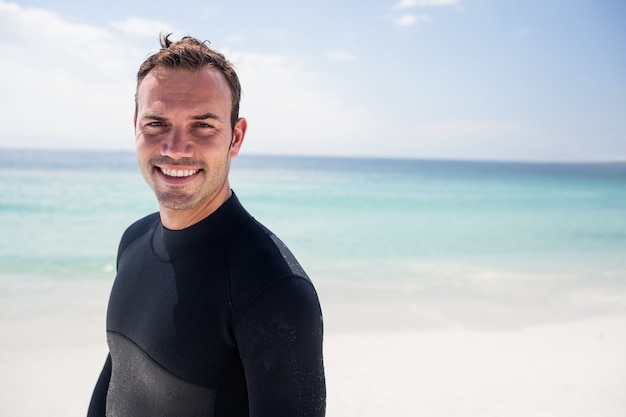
left=192, top=112, right=221, bottom=121
left=142, top=114, right=167, bottom=122
left=140, top=113, right=223, bottom=124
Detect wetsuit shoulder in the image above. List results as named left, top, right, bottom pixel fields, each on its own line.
left=117, top=212, right=160, bottom=259
left=222, top=217, right=315, bottom=320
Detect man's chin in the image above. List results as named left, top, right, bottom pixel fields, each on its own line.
left=156, top=193, right=198, bottom=211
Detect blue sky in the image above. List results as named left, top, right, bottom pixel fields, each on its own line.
left=0, top=0, right=624, bottom=161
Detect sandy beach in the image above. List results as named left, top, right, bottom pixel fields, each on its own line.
left=1, top=274, right=625, bottom=417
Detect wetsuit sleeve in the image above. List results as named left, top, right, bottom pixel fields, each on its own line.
left=235, top=277, right=326, bottom=417
left=87, top=354, right=112, bottom=417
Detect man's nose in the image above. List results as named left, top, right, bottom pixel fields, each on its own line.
left=161, top=128, right=193, bottom=159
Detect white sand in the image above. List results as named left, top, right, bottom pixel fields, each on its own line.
left=324, top=316, right=626, bottom=417
left=1, top=276, right=625, bottom=416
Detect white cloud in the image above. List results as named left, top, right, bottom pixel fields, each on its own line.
left=0, top=1, right=147, bottom=80
left=0, top=1, right=369, bottom=156
left=0, top=1, right=152, bottom=149
left=326, top=49, right=358, bottom=62
left=224, top=50, right=371, bottom=156
left=0, top=1, right=108, bottom=39
left=110, top=17, right=176, bottom=38
left=394, top=14, right=418, bottom=27
left=393, top=13, right=432, bottom=27
left=393, top=0, right=460, bottom=10
left=391, top=0, right=448, bottom=27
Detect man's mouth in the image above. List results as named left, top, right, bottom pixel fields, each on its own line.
left=159, top=168, right=200, bottom=178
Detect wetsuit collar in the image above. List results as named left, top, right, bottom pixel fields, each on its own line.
left=151, top=191, right=251, bottom=261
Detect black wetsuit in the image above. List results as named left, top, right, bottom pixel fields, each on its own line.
left=87, top=193, right=325, bottom=417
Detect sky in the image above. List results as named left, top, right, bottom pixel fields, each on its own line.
left=0, top=0, right=625, bottom=162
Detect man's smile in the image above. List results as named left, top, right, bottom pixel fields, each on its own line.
left=159, top=167, right=200, bottom=178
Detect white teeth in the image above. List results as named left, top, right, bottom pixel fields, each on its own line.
left=160, top=168, right=199, bottom=177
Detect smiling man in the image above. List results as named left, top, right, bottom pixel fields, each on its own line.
left=87, top=34, right=326, bottom=417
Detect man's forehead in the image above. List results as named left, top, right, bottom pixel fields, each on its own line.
left=139, top=65, right=227, bottom=88
left=136, top=66, right=232, bottom=112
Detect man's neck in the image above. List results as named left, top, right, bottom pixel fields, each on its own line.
left=159, top=188, right=233, bottom=230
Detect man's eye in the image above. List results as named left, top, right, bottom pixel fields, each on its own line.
left=148, top=122, right=164, bottom=127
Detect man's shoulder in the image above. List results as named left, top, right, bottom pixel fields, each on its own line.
left=226, top=217, right=310, bottom=281
left=118, top=212, right=160, bottom=253
left=125, top=212, right=160, bottom=236
left=225, top=218, right=317, bottom=322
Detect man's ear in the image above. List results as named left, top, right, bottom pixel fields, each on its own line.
left=229, top=117, right=247, bottom=158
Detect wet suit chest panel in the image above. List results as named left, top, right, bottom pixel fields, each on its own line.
left=106, top=333, right=219, bottom=416
left=100, top=195, right=325, bottom=417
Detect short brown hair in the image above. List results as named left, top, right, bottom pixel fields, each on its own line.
left=135, top=33, right=242, bottom=129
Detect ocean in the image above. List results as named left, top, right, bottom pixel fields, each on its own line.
left=1, top=148, right=626, bottom=331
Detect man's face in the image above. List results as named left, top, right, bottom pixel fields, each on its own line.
left=134, top=66, right=246, bottom=223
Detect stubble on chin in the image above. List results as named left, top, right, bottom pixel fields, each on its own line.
left=155, top=188, right=201, bottom=211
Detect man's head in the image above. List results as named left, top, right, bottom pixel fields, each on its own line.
left=135, top=34, right=242, bottom=130
left=133, top=34, right=247, bottom=230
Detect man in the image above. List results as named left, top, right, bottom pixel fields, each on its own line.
left=87, top=34, right=326, bottom=417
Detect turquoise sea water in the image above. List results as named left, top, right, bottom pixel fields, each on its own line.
left=1, top=149, right=626, bottom=329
